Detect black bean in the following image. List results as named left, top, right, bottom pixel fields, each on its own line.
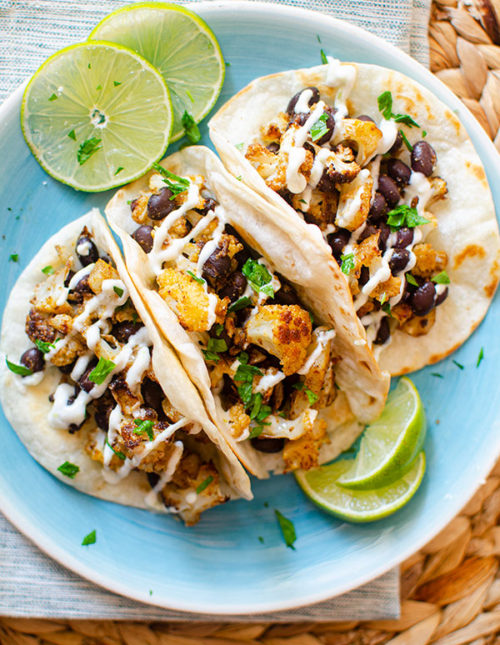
left=359, top=265, right=370, bottom=286
left=76, top=236, right=99, bottom=267
left=396, top=227, right=413, bottom=248
left=20, top=348, right=44, bottom=374
left=73, top=274, right=92, bottom=297
left=374, top=317, right=390, bottom=345
left=277, top=188, right=294, bottom=205
left=378, top=223, right=390, bottom=252
left=148, top=187, right=176, bottom=220
left=196, top=197, right=217, bottom=216
left=220, top=374, right=240, bottom=411
left=435, top=286, right=449, bottom=307
left=389, top=131, right=403, bottom=155
left=411, top=141, right=436, bottom=177
left=58, top=361, right=75, bottom=374
left=266, top=142, right=280, bottom=154
left=303, top=141, right=316, bottom=157
left=411, top=281, right=436, bottom=316
left=250, top=437, right=285, bottom=453
left=64, top=270, right=74, bottom=288
left=132, top=225, right=154, bottom=254
left=358, top=224, right=379, bottom=242
left=369, top=192, right=388, bottom=223
left=219, top=271, right=247, bottom=302
left=389, top=249, right=410, bottom=274
left=202, top=250, right=232, bottom=286
left=327, top=228, right=350, bottom=260
left=94, top=395, right=114, bottom=431
left=112, top=321, right=143, bottom=343
left=314, top=112, right=335, bottom=146
left=317, top=169, right=337, bottom=193
left=286, top=86, right=320, bottom=115
left=141, top=377, right=164, bottom=412
left=79, top=360, right=98, bottom=393
left=357, top=114, right=375, bottom=123
left=274, top=281, right=300, bottom=306
left=147, top=472, right=160, bottom=489
left=387, top=158, right=412, bottom=187
left=378, top=175, right=401, bottom=207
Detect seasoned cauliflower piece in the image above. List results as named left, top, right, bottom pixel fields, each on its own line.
left=48, top=314, right=73, bottom=335
left=391, top=302, right=413, bottom=325
left=227, top=403, right=251, bottom=439
left=282, top=418, right=327, bottom=472
left=110, top=375, right=141, bottom=415
left=157, top=268, right=220, bottom=332
left=401, top=309, right=436, bottom=336
left=292, top=189, right=338, bottom=228
left=322, top=144, right=361, bottom=185
left=353, top=233, right=381, bottom=277
left=245, top=143, right=279, bottom=180
left=336, top=169, right=373, bottom=231
left=412, top=244, right=448, bottom=278
left=131, top=193, right=149, bottom=225
left=337, top=119, right=383, bottom=165
left=260, top=112, right=289, bottom=143
left=87, top=259, right=120, bottom=295
left=50, top=334, right=86, bottom=367
left=428, top=176, right=448, bottom=205
left=25, top=309, right=57, bottom=344
left=32, top=266, right=73, bottom=316
left=245, top=304, right=312, bottom=375
left=371, top=275, right=402, bottom=301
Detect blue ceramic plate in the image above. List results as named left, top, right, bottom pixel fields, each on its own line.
left=1, top=1, right=499, bottom=615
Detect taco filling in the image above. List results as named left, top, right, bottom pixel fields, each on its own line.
left=232, top=62, right=450, bottom=355
left=126, top=165, right=368, bottom=472
left=6, top=225, right=235, bottom=523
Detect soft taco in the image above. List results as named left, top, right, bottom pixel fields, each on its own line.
left=209, top=61, right=500, bottom=374
left=0, top=209, right=252, bottom=525
left=105, top=147, right=389, bottom=477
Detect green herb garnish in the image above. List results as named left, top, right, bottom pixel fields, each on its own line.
left=214, top=323, right=224, bottom=336
left=196, top=475, right=214, bottom=494
left=81, top=530, right=96, bottom=546
left=114, top=167, right=124, bottom=176
left=382, top=302, right=392, bottom=316
left=58, top=461, right=79, bottom=478
left=9, top=253, right=18, bottom=262
left=258, top=536, right=264, bottom=544
left=453, top=360, right=464, bottom=370
left=340, top=253, right=355, bottom=275
left=113, top=80, right=121, bottom=87
left=96, top=84, right=102, bottom=90
left=202, top=337, right=228, bottom=363
left=134, top=419, right=154, bottom=441
left=153, top=163, right=190, bottom=199
left=113, top=286, right=124, bottom=297
left=41, top=265, right=54, bottom=275
left=242, top=258, right=274, bottom=298
left=406, top=273, right=418, bottom=287
left=386, top=205, right=430, bottom=229
left=186, top=270, right=205, bottom=284
left=310, top=112, right=329, bottom=142
left=35, top=338, right=57, bottom=354
left=305, top=388, right=319, bottom=404
left=5, top=358, right=32, bottom=376
left=431, top=271, right=450, bottom=285
left=77, top=137, right=102, bottom=165
left=275, top=510, right=297, bottom=549
left=105, top=437, right=126, bottom=460
left=431, top=372, right=443, bottom=378
left=320, top=48, right=328, bottom=64
left=88, top=357, right=115, bottom=385
left=477, top=347, right=484, bottom=367
left=377, top=91, right=420, bottom=128
left=48, top=93, right=58, bottom=101
left=248, top=425, right=264, bottom=439
left=235, top=142, right=245, bottom=151
left=400, top=129, right=413, bottom=152
left=181, top=111, right=201, bottom=144
left=68, top=130, right=76, bottom=141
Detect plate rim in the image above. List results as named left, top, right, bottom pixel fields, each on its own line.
left=1, top=0, right=500, bottom=615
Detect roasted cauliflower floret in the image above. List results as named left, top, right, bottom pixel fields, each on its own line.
left=50, top=334, right=86, bottom=367
left=87, top=259, right=120, bottom=295
left=245, top=143, right=279, bottom=180
left=337, top=118, right=383, bottom=165
left=227, top=403, right=251, bottom=439
left=114, top=419, right=172, bottom=472
left=336, top=169, right=373, bottom=231
left=130, top=193, right=149, bottom=225
left=353, top=233, right=381, bottom=277
left=292, top=189, right=338, bottom=228
left=157, top=267, right=224, bottom=332
left=412, top=243, right=448, bottom=278
left=260, top=112, right=289, bottom=144
left=401, top=309, right=436, bottom=336
left=32, top=266, right=73, bottom=316
left=391, top=302, right=413, bottom=325
left=282, top=418, right=327, bottom=472
left=371, top=275, right=402, bottom=301
left=245, top=304, right=312, bottom=375
left=323, top=144, right=361, bottom=185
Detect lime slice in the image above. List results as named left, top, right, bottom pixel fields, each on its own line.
left=89, top=2, right=225, bottom=141
left=337, top=377, right=426, bottom=490
left=21, top=41, right=172, bottom=192
left=295, top=452, right=425, bottom=523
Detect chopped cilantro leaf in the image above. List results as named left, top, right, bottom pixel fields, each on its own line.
left=68, top=130, right=76, bottom=141
left=292, top=382, right=304, bottom=391
left=275, top=510, right=296, bottom=549
left=48, top=93, right=58, bottom=101
left=187, top=270, right=205, bottom=284
left=88, top=357, right=115, bottom=385
left=382, top=302, right=392, bottom=316
left=5, top=358, right=32, bottom=376
left=181, top=111, right=201, bottom=144
left=114, top=167, right=124, bottom=176
left=58, top=461, right=79, bottom=478
left=317, top=34, right=321, bottom=43
left=113, top=285, right=124, bottom=297
left=236, top=175, right=242, bottom=181
left=81, top=530, right=96, bottom=546
left=202, top=350, right=220, bottom=362
left=9, top=253, right=18, bottom=262
left=228, top=296, right=251, bottom=312
left=134, top=419, right=154, bottom=441
left=35, top=338, right=57, bottom=354
left=214, top=323, right=224, bottom=336
left=225, top=61, right=231, bottom=67
left=305, top=388, right=319, bottom=404
left=77, top=137, right=102, bottom=165
left=41, top=265, right=54, bottom=275
left=400, top=129, right=413, bottom=152
left=196, top=475, right=214, bottom=494
left=477, top=347, right=484, bottom=367
left=422, top=130, right=427, bottom=137
left=431, top=372, right=443, bottom=378
left=202, top=337, right=228, bottom=364
left=431, top=271, right=450, bottom=285
left=406, top=273, right=418, bottom=287
left=152, top=163, right=190, bottom=199
left=379, top=292, right=388, bottom=306
left=310, top=112, right=329, bottom=142
left=149, top=589, right=153, bottom=596
left=235, top=142, right=244, bottom=151
left=263, top=502, right=269, bottom=508
left=242, top=258, right=274, bottom=298
left=340, top=253, right=354, bottom=275
left=105, top=437, right=125, bottom=460
left=113, top=80, right=121, bottom=87
left=248, top=425, right=264, bottom=439
left=377, top=91, right=420, bottom=128
left=386, top=205, right=429, bottom=229
left=320, top=48, right=328, bottom=64
left=453, top=360, right=464, bottom=370
left=299, top=199, right=307, bottom=204
left=96, top=84, right=102, bottom=90
left=258, top=536, right=264, bottom=543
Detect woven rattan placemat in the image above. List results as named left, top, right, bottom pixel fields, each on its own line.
left=1, top=0, right=500, bottom=642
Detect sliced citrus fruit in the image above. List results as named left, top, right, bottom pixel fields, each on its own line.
left=295, top=451, right=426, bottom=523
left=89, top=2, right=225, bottom=142
left=21, top=41, right=172, bottom=192
left=337, top=377, right=426, bottom=490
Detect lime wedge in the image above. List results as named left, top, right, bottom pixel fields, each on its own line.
left=295, top=452, right=425, bottom=523
left=89, top=2, right=225, bottom=141
left=337, top=377, right=426, bottom=490
left=21, top=42, right=172, bottom=192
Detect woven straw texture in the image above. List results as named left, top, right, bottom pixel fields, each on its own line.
left=2, top=0, right=500, bottom=642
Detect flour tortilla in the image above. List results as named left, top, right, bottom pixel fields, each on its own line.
left=0, top=209, right=252, bottom=511
left=105, top=147, right=389, bottom=476
left=209, top=62, right=500, bottom=375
